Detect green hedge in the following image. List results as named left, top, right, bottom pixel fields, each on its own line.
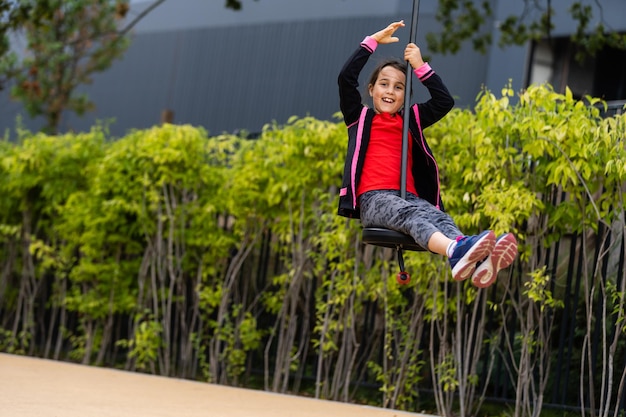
left=0, top=84, right=624, bottom=416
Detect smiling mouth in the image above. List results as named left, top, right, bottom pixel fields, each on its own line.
left=382, top=98, right=394, bottom=103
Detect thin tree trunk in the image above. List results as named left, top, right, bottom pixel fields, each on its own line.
left=44, top=285, right=60, bottom=358
left=82, top=318, right=94, bottom=365
left=211, top=231, right=256, bottom=383
left=0, top=240, right=16, bottom=325
left=315, top=270, right=336, bottom=398
left=53, top=277, right=67, bottom=360
left=95, top=285, right=116, bottom=365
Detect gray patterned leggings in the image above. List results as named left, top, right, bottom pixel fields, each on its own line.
left=359, top=190, right=462, bottom=249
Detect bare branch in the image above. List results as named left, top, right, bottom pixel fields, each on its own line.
left=119, top=0, right=168, bottom=37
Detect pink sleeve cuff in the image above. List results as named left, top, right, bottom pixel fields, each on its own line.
left=414, top=62, right=433, bottom=79
left=360, top=36, right=378, bottom=53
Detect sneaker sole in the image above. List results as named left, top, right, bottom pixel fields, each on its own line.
left=491, top=233, right=518, bottom=272
left=472, top=259, right=494, bottom=288
left=472, top=233, right=518, bottom=288
left=451, top=231, right=496, bottom=281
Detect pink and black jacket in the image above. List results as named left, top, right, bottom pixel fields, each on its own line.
left=337, top=36, right=455, bottom=219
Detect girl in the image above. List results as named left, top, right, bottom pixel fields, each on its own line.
left=337, top=21, right=517, bottom=287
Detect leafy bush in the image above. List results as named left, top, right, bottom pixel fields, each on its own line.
left=0, top=84, right=624, bottom=417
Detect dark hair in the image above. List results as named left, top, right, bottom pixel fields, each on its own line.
left=367, top=58, right=408, bottom=89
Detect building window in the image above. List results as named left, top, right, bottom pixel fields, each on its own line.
left=528, top=35, right=626, bottom=106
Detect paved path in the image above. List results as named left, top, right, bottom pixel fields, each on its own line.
left=0, top=353, right=432, bottom=417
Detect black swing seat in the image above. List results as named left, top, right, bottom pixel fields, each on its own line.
left=362, top=227, right=425, bottom=252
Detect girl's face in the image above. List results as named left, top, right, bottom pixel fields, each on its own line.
left=368, top=65, right=406, bottom=114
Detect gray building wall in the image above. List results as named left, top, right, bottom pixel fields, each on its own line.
left=1, top=0, right=625, bottom=137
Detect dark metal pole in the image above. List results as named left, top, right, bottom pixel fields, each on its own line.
left=400, top=0, right=420, bottom=200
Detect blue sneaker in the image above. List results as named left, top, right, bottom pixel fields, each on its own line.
left=471, top=233, right=518, bottom=288
left=449, top=230, right=496, bottom=281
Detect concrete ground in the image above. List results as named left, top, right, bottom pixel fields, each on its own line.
left=0, top=353, right=434, bottom=417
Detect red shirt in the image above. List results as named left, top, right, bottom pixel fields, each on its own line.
left=357, top=112, right=417, bottom=197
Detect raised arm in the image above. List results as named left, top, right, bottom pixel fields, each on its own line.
left=406, top=43, right=455, bottom=128
left=338, top=21, right=407, bottom=125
